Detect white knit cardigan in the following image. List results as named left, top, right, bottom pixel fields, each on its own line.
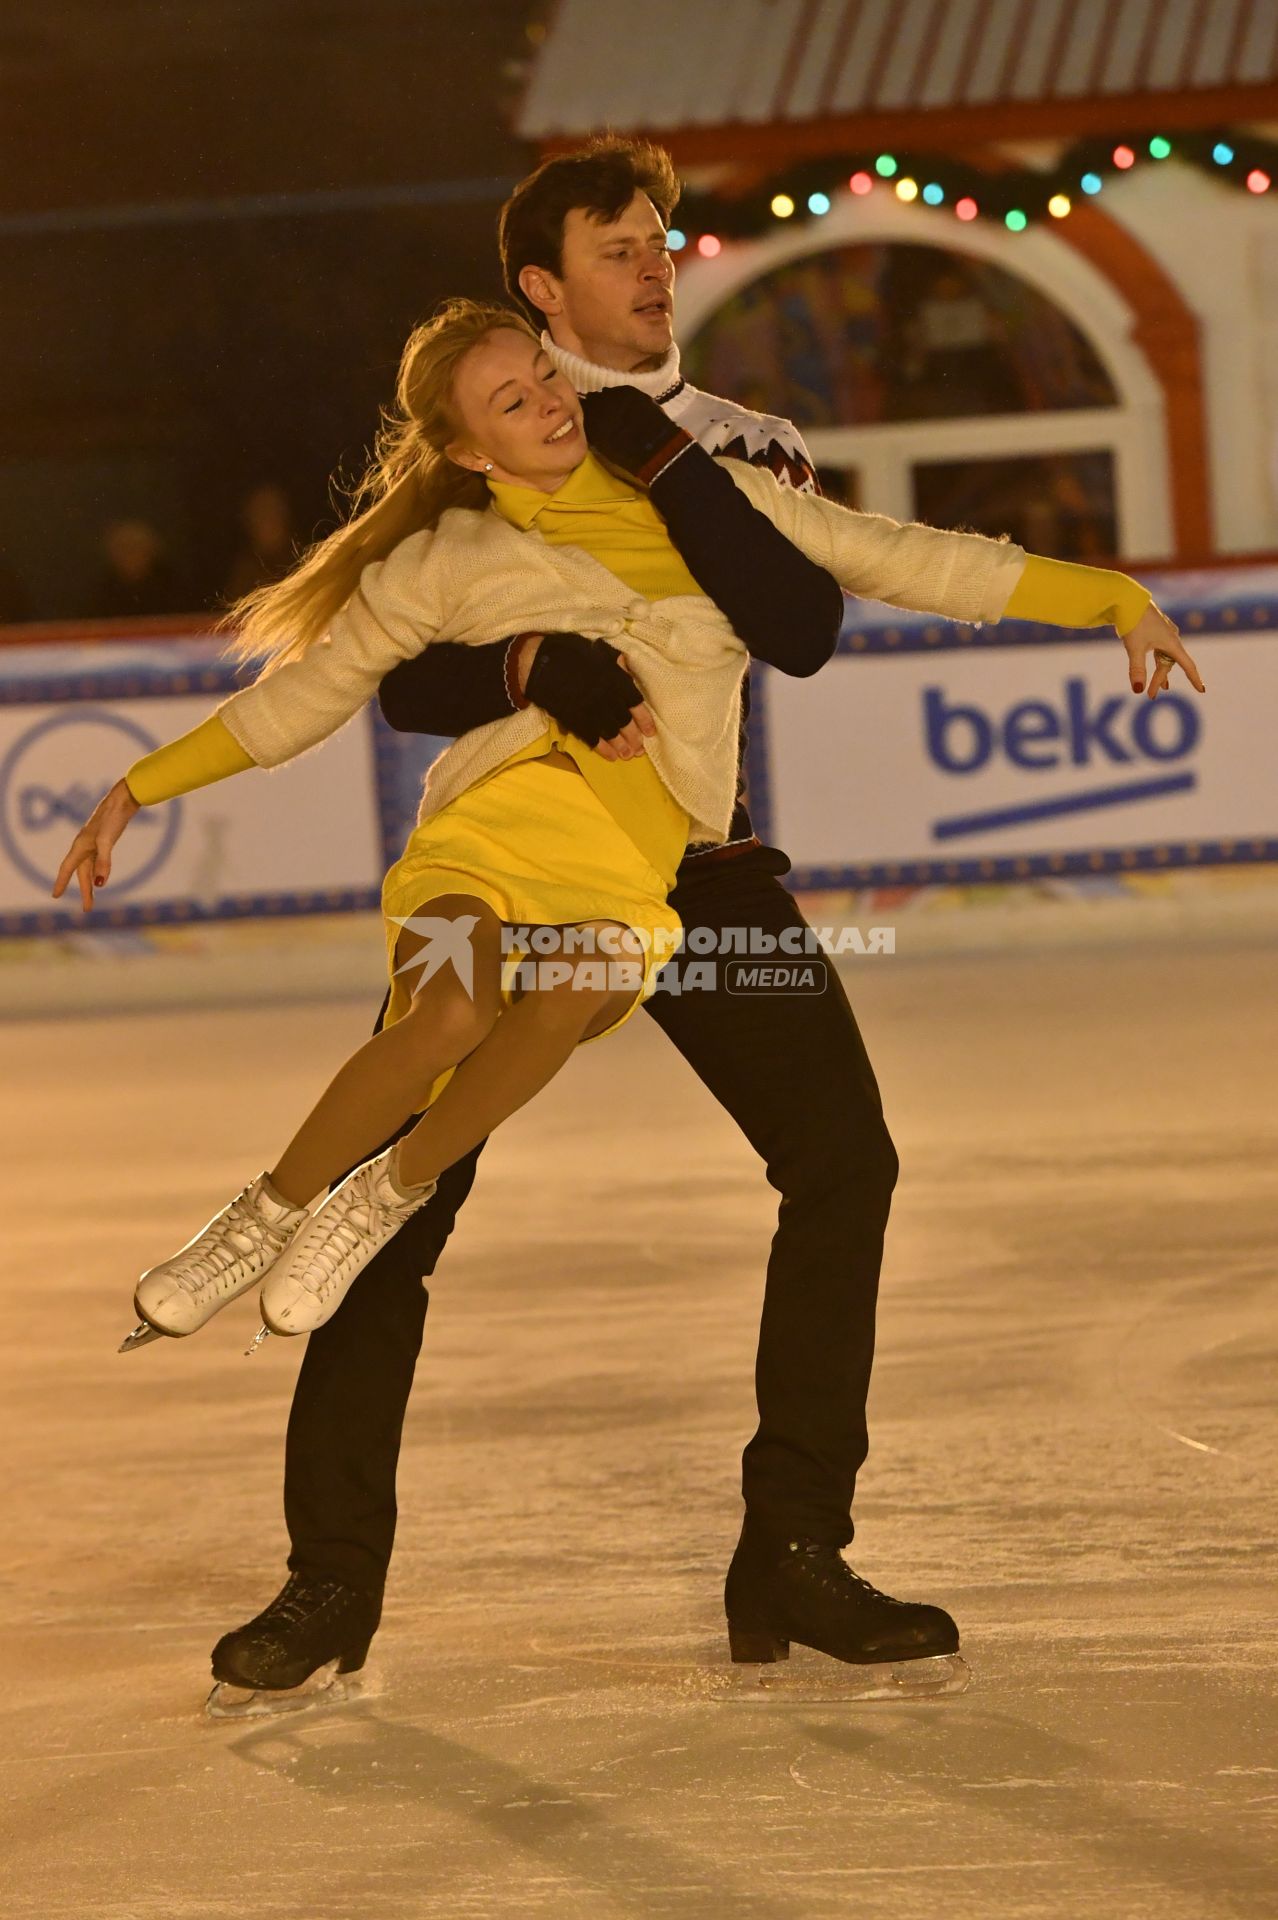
left=215, top=462, right=1027, bottom=848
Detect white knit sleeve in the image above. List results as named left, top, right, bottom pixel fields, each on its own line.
left=722, top=461, right=1027, bottom=628
left=216, top=528, right=444, bottom=769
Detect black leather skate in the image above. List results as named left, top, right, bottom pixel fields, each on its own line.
left=206, top=1572, right=381, bottom=1718
left=723, top=1529, right=969, bottom=1699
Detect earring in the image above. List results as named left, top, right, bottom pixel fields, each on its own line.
left=484, top=462, right=493, bottom=473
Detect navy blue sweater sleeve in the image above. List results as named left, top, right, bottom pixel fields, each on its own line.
left=378, top=638, right=517, bottom=738
left=647, top=444, right=842, bottom=677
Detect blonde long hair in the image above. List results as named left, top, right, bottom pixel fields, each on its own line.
left=218, top=299, right=539, bottom=674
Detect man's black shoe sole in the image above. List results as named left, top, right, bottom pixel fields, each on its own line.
left=726, top=1619, right=959, bottom=1666
left=209, top=1633, right=373, bottom=1693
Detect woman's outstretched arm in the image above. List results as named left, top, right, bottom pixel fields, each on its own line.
left=1001, top=555, right=1203, bottom=698
left=123, top=712, right=256, bottom=804
left=52, top=528, right=447, bottom=906
left=723, top=464, right=1205, bottom=696
left=54, top=710, right=264, bottom=909
left=215, top=526, right=444, bottom=771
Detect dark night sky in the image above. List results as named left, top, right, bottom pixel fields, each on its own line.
left=0, top=1, right=544, bottom=618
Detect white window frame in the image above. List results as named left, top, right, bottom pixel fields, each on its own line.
left=675, top=195, right=1174, bottom=557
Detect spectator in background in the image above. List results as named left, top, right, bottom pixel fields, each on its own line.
left=222, top=483, right=297, bottom=601
left=0, top=560, right=32, bottom=624
left=91, top=519, right=185, bottom=619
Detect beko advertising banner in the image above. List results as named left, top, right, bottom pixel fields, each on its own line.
left=753, top=567, right=1278, bottom=887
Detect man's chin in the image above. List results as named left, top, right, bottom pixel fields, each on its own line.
left=627, top=326, right=674, bottom=371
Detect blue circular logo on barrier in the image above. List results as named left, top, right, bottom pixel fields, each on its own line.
left=0, top=707, right=181, bottom=897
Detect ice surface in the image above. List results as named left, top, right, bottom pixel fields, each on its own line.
left=2, top=937, right=1275, bottom=1918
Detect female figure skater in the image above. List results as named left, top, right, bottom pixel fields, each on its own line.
left=52, top=300, right=1202, bottom=1351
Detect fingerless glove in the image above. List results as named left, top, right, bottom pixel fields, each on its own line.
left=523, top=631, right=646, bottom=747
left=581, top=387, right=695, bottom=486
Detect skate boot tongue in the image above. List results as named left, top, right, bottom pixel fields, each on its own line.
left=255, top=1175, right=308, bottom=1224
left=377, top=1144, right=435, bottom=1205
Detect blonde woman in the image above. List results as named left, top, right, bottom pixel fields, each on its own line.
left=53, top=301, right=1202, bottom=1351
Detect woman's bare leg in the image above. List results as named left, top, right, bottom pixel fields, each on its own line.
left=266, top=896, right=504, bottom=1208
left=394, top=920, right=645, bottom=1189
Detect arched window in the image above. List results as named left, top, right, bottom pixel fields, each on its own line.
left=683, top=240, right=1140, bottom=559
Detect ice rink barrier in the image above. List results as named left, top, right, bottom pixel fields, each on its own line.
left=748, top=562, right=1278, bottom=890
left=0, top=620, right=448, bottom=938
left=2, top=564, right=1275, bottom=936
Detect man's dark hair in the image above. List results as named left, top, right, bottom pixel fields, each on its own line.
left=499, top=135, right=681, bottom=321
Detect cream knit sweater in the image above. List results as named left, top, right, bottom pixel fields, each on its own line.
left=214, top=462, right=1027, bottom=848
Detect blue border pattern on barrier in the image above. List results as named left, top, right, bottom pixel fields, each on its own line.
left=0, top=664, right=245, bottom=705
left=3, top=889, right=381, bottom=939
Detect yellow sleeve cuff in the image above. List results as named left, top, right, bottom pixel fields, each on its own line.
left=1004, top=554, right=1152, bottom=637
left=123, top=713, right=257, bottom=805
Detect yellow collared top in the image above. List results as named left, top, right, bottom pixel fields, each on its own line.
left=487, top=449, right=703, bottom=602
left=483, top=451, right=696, bottom=884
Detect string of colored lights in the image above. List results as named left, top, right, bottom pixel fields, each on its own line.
left=663, top=128, right=1275, bottom=256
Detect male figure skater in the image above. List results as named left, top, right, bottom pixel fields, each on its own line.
left=210, top=137, right=959, bottom=1697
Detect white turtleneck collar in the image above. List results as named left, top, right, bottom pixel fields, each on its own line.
left=541, top=329, right=683, bottom=401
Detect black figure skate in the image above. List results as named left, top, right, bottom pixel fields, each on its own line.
left=721, top=1528, right=970, bottom=1702
left=205, top=1573, right=382, bottom=1719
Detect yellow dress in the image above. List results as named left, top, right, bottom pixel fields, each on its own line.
left=379, top=715, right=687, bottom=1053
left=379, top=456, right=701, bottom=1091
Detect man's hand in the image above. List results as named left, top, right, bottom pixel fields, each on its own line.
left=1124, top=603, right=1206, bottom=698
left=522, top=631, right=656, bottom=755
left=50, top=776, right=141, bottom=912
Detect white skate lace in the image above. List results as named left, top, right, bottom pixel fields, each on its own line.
left=174, top=1188, right=302, bottom=1301
left=295, top=1167, right=425, bottom=1306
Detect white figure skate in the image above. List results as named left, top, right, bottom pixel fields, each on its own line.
left=119, top=1173, right=310, bottom=1351
left=250, top=1141, right=436, bottom=1347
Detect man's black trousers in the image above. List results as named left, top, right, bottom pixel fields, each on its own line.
left=283, top=847, right=900, bottom=1597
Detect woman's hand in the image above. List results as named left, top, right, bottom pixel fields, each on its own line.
left=1124, top=603, right=1206, bottom=699
left=51, top=776, right=141, bottom=912
left=593, top=654, right=656, bottom=763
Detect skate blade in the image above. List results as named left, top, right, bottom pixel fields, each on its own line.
left=118, top=1321, right=166, bottom=1353
left=243, top=1323, right=272, bottom=1357
left=715, top=1650, right=970, bottom=1704
left=204, top=1658, right=363, bottom=1721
